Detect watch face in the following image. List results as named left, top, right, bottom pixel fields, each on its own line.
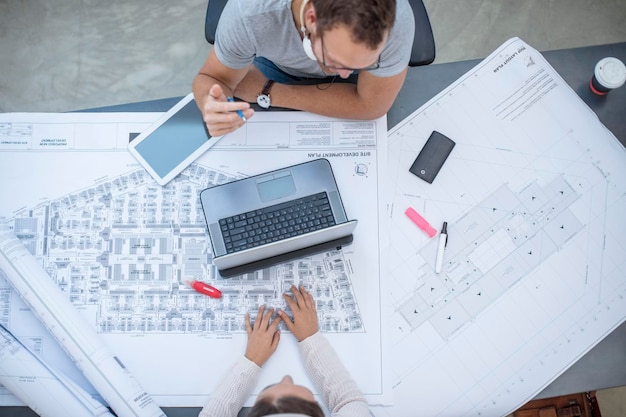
left=257, top=94, right=271, bottom=109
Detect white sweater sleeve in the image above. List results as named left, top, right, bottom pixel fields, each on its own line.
left=198, top=356, right=261, bottom=417
left=299, top=333, right=370, bottom=417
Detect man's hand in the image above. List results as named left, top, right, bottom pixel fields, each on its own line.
left=279, top=285, right=319, bottom=342
left=201, top=84, right=253, bottom=137
left=233, top=65, right=268, bottom=104
left=244, top=305, right=282, bottom=367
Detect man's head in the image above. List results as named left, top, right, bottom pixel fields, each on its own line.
left=312, top=0, right=396, bottom=49
left=302, top=0, right=396, bottom=77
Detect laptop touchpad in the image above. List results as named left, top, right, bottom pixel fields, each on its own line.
left=256, top=170, right=297, bottom=202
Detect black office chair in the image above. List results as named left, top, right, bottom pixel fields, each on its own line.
left=204, top=0, right=435, bottom=67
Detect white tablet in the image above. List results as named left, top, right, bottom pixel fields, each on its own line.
left=128, top=93, right=222, bottom=185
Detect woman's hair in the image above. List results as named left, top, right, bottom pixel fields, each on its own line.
left=246, top=396, right=325, bottom=417
left=312, top=0, right=396, bottom=49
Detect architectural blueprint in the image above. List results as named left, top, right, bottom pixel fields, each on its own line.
left=0, top=323, right=115, bottom=417
left=375, top=38, right=626, bottom=416
left=3, top=38, right=625, bottom=416
left=0, top=111, right=391, bottom=407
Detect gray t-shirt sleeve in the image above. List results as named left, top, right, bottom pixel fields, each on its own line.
left=213, top=0, right=257, bottom=69
left=215, top=0, right=326, bottom=78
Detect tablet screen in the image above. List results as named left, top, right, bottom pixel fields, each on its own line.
left=132, top=98, right=210, bottom=179
left=128, top=93, right=224, bottom=185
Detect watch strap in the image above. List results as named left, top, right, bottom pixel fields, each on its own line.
left=261, top=79, right=275, bottom=96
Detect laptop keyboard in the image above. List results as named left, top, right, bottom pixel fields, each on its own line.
left=219, top=192, right=336, bottom=254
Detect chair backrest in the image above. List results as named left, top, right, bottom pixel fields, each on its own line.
left=205, top=0, right=435, bottom=67
left=204, top=0, right=227, bottom=45
left=407, top=0, right=435, bottom=66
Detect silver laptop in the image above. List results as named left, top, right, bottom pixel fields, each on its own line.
left=200, top=159, right=357, bottom=275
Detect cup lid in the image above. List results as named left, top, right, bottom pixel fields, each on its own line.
left=594, top=57, right=626, bottom=89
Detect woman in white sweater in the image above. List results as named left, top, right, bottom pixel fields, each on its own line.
left=199, top=285, right=370, bottom=417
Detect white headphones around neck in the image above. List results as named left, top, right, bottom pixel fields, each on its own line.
left=300, top=0, right=317, bottom=61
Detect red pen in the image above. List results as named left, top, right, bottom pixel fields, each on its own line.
left=184, top=279, right=222, bottom=299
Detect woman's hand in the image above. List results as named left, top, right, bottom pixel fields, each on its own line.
left=244, top=305, right=282, bottom=367
left=279, top=285, right=319, bottom=342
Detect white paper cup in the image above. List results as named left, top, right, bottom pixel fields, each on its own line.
left=590, top=57, right=626, bottom=95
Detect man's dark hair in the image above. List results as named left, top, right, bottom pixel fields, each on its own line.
left=247, top=396, right=325, bottom=417
left=312, top=0, right=396, bottom=49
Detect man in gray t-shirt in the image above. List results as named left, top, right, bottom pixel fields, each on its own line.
left=193, top=0, right=415, bottom=136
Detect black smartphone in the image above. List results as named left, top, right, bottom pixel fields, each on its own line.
left=408, top=131, right=456, bottom=184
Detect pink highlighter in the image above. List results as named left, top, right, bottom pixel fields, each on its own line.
left=405, top=207, right=437, bottom=238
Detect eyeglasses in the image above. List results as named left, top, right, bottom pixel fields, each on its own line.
left=319, top=35, right=381, bottom=72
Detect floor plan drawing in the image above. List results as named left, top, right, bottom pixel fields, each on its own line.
left=9, top=163, right=363, bottom=336
left=1, top=156, right=364, bottom=413
left=376, top=38, right=626, bottom=417
left=0, top=110, right=390, bottom=407
left=397, top=175, right=583, bottom=340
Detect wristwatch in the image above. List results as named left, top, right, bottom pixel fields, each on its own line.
left=256, top=80, right=275, bottom=109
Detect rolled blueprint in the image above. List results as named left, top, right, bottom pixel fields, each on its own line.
left=0, top=224, right=166, bottom=417
left=0, top=324, right=115, bottom=417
